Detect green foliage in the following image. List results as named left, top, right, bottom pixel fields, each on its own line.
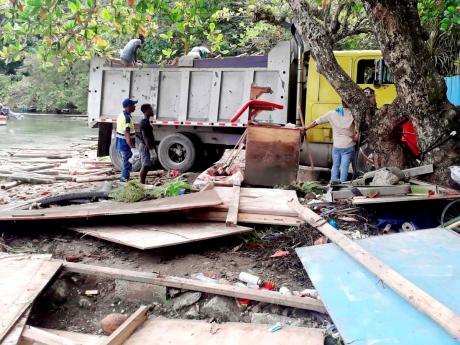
left=110, top=180, right=146, bottom=202
left=296, top=181, right=324, bottom=194
left=109, top=179, right=191, bottom=203
left=3, top=55, right=88, bottom=112
left=0, top=73, right=12, bottom=101
left=150, top=180, right=190, bottom=198
left=418, top=0, right=460, bottom=75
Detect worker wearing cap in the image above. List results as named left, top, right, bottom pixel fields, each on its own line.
left=116, top=98, right=139, bottom=181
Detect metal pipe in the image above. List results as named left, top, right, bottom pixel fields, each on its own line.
left=291, top=24, right=305, bottom=126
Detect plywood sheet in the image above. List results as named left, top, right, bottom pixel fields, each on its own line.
left=19, top=328, right=105, bottom=345
left=296, top=228, right=460, bottom=345
left=186, top=210, right=303, bottom=226
left=352, top=193, right=460, bottom=205
left=0, top=190, right=222, bottom=221
left=245, top=126, right=301, bottom=187
left=0, top=254, right=62, bottom=341
left=124, top=319, right=324, bottom=345
left=212, top=187, right=298, bottom=217
left=67, top=222, right=253, bottom=250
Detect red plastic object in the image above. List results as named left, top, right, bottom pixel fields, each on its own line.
left=401, top=121, right=420, bottom=157
left=262, top=280, right=277, bottom=291
left=230, top=99, right=284, bottom=123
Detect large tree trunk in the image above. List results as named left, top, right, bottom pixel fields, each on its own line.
left=289, top=0, right=460, bottom=186
left=362, top=0, right=460, bottom=185
left=287, top=0, right=374, bottom=126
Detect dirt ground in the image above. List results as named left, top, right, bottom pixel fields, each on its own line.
left=1, top=220, right=327, bottom=334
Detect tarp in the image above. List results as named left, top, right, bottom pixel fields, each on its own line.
left=446, top=75, right=460, bottom=106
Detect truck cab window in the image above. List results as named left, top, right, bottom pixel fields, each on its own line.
left=357, top=59, right=375, bottom=84
left=357, top=59, right=394, bottom=85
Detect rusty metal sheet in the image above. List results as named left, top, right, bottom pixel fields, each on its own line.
left=245, top=126, right=300, bottom=187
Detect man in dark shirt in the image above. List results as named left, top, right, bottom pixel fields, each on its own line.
left=139, top=104, right=156, bottom=184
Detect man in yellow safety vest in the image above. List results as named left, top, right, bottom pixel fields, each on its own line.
left=116, top=98, right=139, bottom=181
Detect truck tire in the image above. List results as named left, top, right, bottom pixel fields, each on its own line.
left=109, top=140, right=141, bottom=172
left=158, top=133, right=196, bottom=172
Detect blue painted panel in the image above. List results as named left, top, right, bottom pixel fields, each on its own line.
left=446, top=75, right=460, bottom=106
left=296, top=228, right=460, bottom=344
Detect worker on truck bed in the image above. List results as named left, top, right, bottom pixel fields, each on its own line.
left=116, top=98, right=139, bottom=182
left=120, top=35, right=145, bottom=67
left=305, top=100, right=357, bottom=183
left=139, top=104, right=157, bottom=184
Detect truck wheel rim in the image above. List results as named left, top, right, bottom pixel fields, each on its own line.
left=168, top=143, right=187, bottom=163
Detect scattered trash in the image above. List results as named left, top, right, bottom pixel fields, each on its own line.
left=269, top=322, right=283, bottom=333
left=84, top=290, right=99, bottom=296
left=239, top=272, right=262, bottom=287
left=279, top=287, right=292, bottom=295
left=270, top=250, right=290, bottom=258
left=299, top=289, right=319, bottom=299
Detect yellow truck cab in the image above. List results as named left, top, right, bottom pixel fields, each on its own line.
left=305, top=50, right=397, bottom=145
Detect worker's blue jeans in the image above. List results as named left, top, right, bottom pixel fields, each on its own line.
left=331, top=146, right=355, bottom=183
left=119, top=149, right=132, bottom=181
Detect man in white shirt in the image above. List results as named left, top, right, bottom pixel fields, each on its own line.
left=305, top=101, right=357, bottom=183
left=120, top=35, right=145, bottom=66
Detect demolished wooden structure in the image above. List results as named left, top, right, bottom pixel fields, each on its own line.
left=18, top=320, right=324, bottom=345
left=0, top=254, right=325, bottom=345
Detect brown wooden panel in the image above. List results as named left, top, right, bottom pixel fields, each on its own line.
left=245, top=126, right=300, bottom=187
left=0, top=190, right=222, bottom=221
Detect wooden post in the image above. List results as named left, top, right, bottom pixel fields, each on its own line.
left=288, top=199, right=460, bottom=340
left=226, top=177, right=242, bottom=227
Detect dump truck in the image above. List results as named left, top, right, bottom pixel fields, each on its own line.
left=88, top=37, right=396, bottom=172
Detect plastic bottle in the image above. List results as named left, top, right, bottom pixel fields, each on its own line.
left=238, top=272, right=262, bottom=286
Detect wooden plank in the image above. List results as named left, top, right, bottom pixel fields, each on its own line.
left=101, top=306, right=147, bottom=345
left=352, top=193, right=460, bottom=205
left=186, top=210, right=303, bottom=226
left=19, top=329, right=104, bottom=345
left=124, top=319, right=324, bottom=345
left=402, top=164, right=434, bottom=177
left=225, top=184, right=241, bottom=227
left=213, top=187, right=298, bottom=217
left=67, top=222, right=253, bottom=250
left=330, top=185, right=410, bottom=200
left=1, top=309, right=31, bottom=345
left=21, top=327, right=79, bottom=345
left=0, top=190, right=222, bottom=221
left=62, top=262, right=326, bottom=313
left=0, top=255, right=62, bottom=342
left=289, top=200, right=460, bottom=340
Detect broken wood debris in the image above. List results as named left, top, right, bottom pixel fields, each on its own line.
left=62, top=262, right=326, bottom=313
left=101, top=306, right=148, bottom=345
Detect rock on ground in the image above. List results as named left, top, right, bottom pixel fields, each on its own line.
left=250, top=313, right=307, bottom=327
left=100, top=313, right=128, bottom=335
left=172, top=292, right=202, bottom=310
left=201, top=296, right=241, bottom=322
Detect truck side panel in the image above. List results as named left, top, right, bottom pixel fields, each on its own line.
left=87, top=41, right=294, bottom=131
